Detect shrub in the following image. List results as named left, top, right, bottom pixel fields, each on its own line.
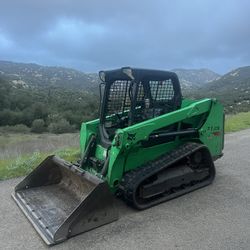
left=0, top=124, right=30, bottom=133
left=31, top=119, right=46, bottom=133
left=48, top=119, right=75, bottom=134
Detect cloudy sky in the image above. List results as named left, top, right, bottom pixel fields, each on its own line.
left=0, top=0, right=249, bottom=73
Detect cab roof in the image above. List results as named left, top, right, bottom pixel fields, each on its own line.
left=99, top=67, right=179, bottom=83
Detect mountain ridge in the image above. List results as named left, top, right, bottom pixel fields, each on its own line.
left=1, top=60, right=250, bottom=113
left=0, top=60, right=99, bottom=93
left=0, top=60, right=221, bottom=91
left=190, top=66, right=250, bottom=113
left=172, top=68, right=220, bottom=87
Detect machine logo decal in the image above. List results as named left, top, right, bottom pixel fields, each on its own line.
left=127, top=133, right=136, bottom=141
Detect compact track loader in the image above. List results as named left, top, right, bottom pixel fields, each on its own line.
left=12, top=67, right=224, bottom=245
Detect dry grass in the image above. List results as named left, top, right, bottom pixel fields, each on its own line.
left=0, top=133, right=79, bottom=159
left=225, top=112, right=250, bottom=132
left=0, top=133, right=80, bottom=180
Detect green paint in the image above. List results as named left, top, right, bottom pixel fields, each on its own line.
left=79, top=98, right=224, bottom=193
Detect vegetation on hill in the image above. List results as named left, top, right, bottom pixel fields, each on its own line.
left=0, top=77, right=99, bottom=133
left=0, top=60, right=221, bottom=92
left=0, top=60, right=99, bottom=93
left=1, top=61, right=250, bottom=133
left=185, top=66, right=250, bottom=113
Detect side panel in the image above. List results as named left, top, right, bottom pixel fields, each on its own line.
left=198, top=100, right=224, bottom=157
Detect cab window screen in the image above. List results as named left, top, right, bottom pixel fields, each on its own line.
left=107, top=80, right=131, bottom=116
left=149, top=80, right=174, bottom=101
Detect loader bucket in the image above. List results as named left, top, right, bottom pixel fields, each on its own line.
left=12, top=155, right=118, bottom=245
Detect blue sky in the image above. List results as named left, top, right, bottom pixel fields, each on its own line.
left=0, top=0, right=249, bottom=73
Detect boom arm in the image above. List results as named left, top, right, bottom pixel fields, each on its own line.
left=117, top=98, right=213, bottom=147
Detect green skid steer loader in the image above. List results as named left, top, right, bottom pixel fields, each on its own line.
left=12, top=67, right=224, bottom=245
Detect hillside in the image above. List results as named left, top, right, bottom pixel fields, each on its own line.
left=172, top=68, right=220, bottom=88
left=203, top=66, right=250, bottom=91
left=0, top=77, right=98, bottom=132
left=189, top=66, right=250, bottom=113
left=1, top=60, right=250, bottom=131
left=0, top=61, right=221, bottom=92
left=0, top=60, right=99, bottom=93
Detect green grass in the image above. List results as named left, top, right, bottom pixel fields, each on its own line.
left=225, top=112, right=250, bottom=133
left=0, top=147, right=80, bottom=180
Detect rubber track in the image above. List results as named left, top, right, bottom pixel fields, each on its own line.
left=119, top=142, right=215, bottom=209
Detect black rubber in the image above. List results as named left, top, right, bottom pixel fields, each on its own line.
left=119, top=143, right=215, bottom=210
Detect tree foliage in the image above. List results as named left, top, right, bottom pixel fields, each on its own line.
left=0, top=78, right=99, bottom=133
left=48, top=119, right=75, bottom=134
left=31, top=119, right=46, bottom=133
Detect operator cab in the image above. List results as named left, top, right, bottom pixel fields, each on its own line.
left=99, top=67, right=182, bottom=147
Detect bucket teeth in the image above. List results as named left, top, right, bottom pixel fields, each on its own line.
left=12, top=155, right=118, bottom=245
